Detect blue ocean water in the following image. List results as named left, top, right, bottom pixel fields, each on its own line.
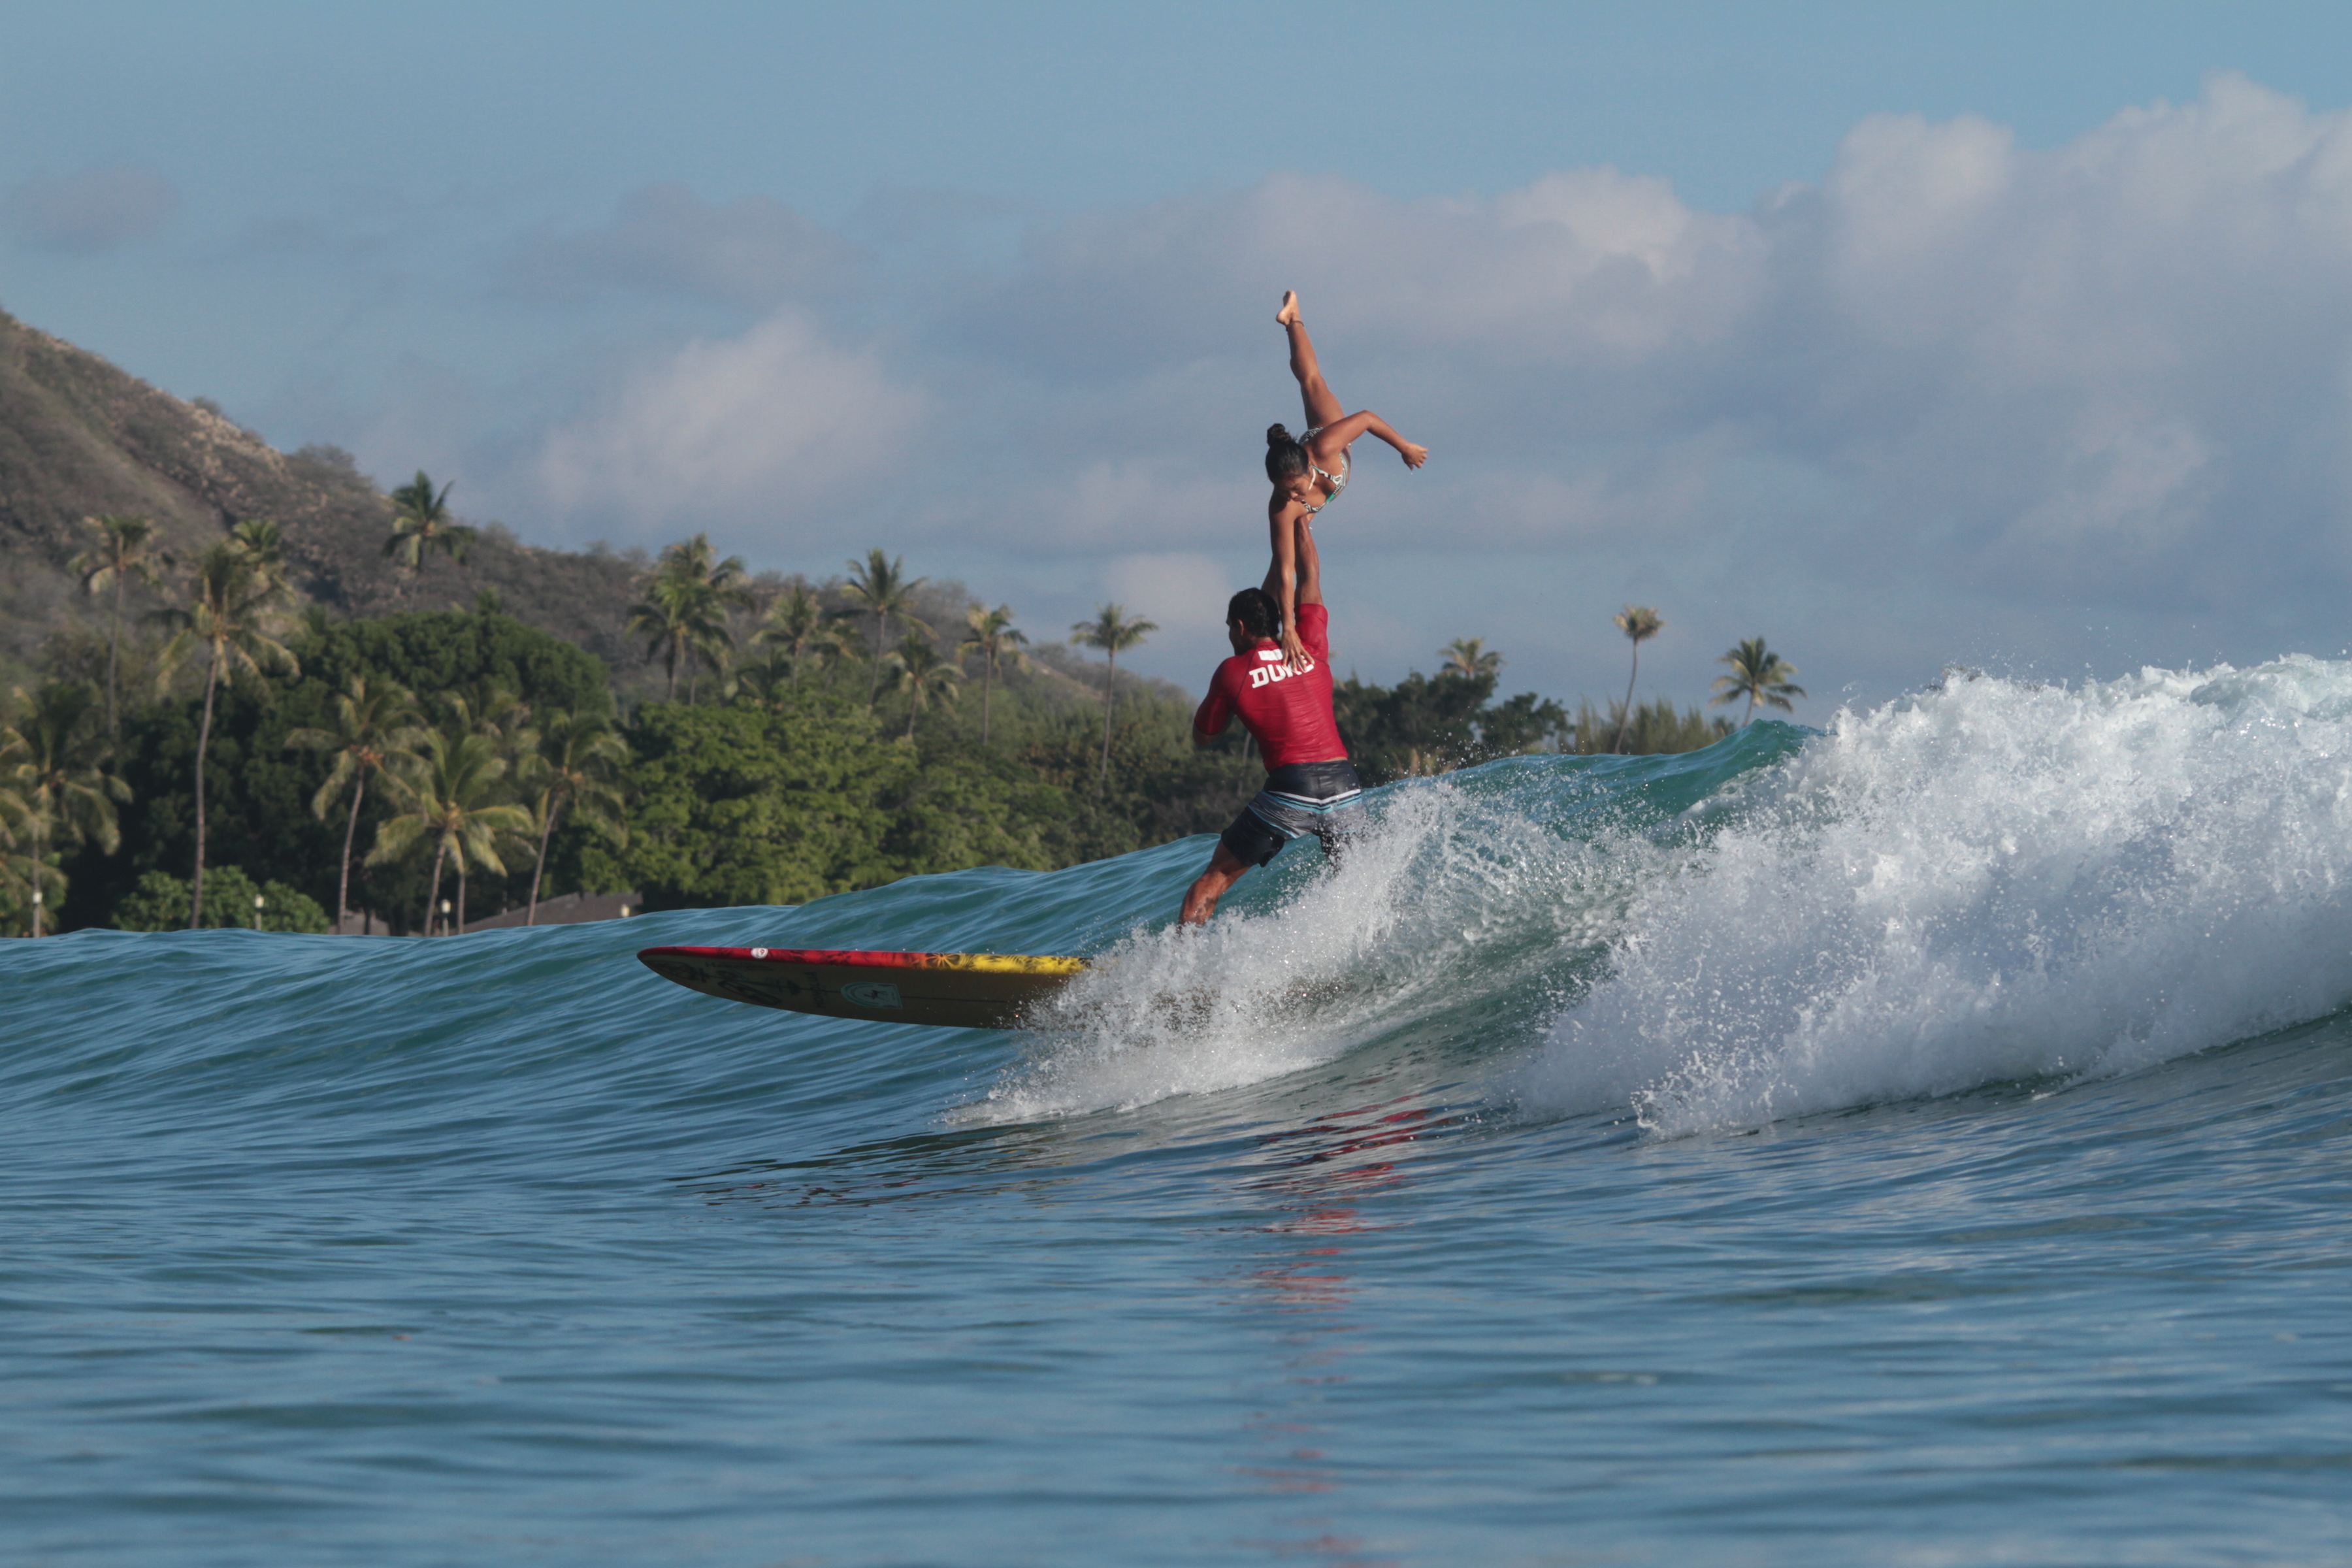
left=9, top=661, right=2352, bottom=1566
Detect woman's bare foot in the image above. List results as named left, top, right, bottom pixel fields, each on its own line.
left=1276, top=289, right=1301, bottom=327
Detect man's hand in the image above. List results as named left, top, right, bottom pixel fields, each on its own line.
left=1280, top=627, right=1311, bottom=670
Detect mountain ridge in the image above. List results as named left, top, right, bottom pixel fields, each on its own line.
left=0, top=305, right=647, bottom=685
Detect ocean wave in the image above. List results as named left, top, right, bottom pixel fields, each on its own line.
left=1521, top=656, right=2352, bottom=1136
left=23, top=662, right=2347, bottom=1153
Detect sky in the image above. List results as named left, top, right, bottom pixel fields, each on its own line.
left=7, top=1, right=2352, bottom=713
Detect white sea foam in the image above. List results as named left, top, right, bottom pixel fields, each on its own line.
left=962, top=775, right=1631, bottom=1122
left=1524, top=657, right=2352, bottom=1137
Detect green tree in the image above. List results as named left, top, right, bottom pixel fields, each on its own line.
left=63, top=608, right=612, bottom=935
left=155, top=538, right=299, bottom=928
left=1070, top=602, right=1157, bottom=791
left=883, top=632, right=962, bottom=738
left=70, top=514, right=172, bottom=736
left=841, top=549, right=929, bottom=708
left=589, top=695, right=1066, bottom=909
left=1441, top=637, right=1503, bottom=682
left=1567, top=696, right=1733, bottom=757
left=283, top=674, right=425, bottom=934
left=383, top=470, right=476, bottom=591
left=1331, top=668, right=1493, bottom=781
left=625, top=574, right=723, bottom=702
left=515, top=708, right=629, bottom=924
left=0, top=717, right=24, bottom=875
left=1711, top=637, right=1806, bottom=726
left=2, top=683, right=129, bottom=936
left=592, top=698, right=906, bottom=907
left=958, top=603, right=1030, bottom=743
left=1610, top=605, right=1665, bottom=755
left=1476, top=689, right=1570, bottom=758
left=109, top=866, right=329, bottom=933
left=367, top=724, right=531, bottom=935
left=230, top=517, right=289, bottom=579
left=439, top=691, right=538, bottom=926
left=752, top=582, right=828, bottom=687
left=656, top=534, right=755, bottom=701
left=625, top=536, right=752, bottom=704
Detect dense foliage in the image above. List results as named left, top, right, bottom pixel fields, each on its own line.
left=7, top=533, right=1780, bottom=937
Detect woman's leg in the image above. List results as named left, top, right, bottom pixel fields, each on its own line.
left=1279, top=291, right=1345, bottom=431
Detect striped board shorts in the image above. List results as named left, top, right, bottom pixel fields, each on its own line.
left=1220, top=760, right=1369, bottom=868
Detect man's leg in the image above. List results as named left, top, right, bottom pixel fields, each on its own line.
left=1181, top=843, right=1254, bottom=926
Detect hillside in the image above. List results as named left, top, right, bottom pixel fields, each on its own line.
left=0, top=306, right=647, bottom=686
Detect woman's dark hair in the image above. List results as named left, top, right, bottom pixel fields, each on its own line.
left=1226, top=587, right=1280, bottom=640
left=1265, top=423, right=1309, bottom=485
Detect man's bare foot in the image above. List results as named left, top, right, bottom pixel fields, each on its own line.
left=1277, top=289, right=1301, bottom=327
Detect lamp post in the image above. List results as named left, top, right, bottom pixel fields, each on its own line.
left=253, top=892, right=265, bottom=931
left=439, top=897, right=452, bottom=938
left=29, top=888, right=41, bottom=939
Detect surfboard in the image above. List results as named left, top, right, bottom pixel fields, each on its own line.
left=637, top=945, right=1089, bottom=1030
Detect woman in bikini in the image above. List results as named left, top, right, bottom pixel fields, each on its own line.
left=1263, top=289, right=1429, bottom=668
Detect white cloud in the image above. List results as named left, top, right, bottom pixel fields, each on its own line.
left=276, top=72, right=2352, bottom=702
left=1099, top=551, right=1235, bottom=639
left=501, top=182, right=860, bottom=308
left=5, top=167, right=177, bottom=253
left=934, top=73, right=2352, bottom=630
left=534, top=308, right=923, bottom=541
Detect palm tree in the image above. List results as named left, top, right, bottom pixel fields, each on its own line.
left=1071, top=602, right=1158, bottom=790
left=514, top=709, right=628, bottom=924
left=284, top=675, right=425, bottom=934
left=1711, top=638, right=1806, bottom=727
left=1610, top=605, right=1665, bottom=755
left=70, top=515, right=172, bottom=737
left=727, top=645, right=794, bottom=709
left=753, top=582, right=828, bottom=687
left=448, top=691, right=538, bottom=926
left=841, top=549, right=929, bottom=708
left=1440, top=637, right=1503, bottom=682
left=383, top=470, right=476, bottom=591
left=0, top=722, right=44, bottom=938
left=958, top=604, right=1030, bottom=743
left=625, top=574, right=728, bottom=702
left=367, top=725, right=531, bottom=935
left=625, top=536, right=753, bottom=702
left=659, top=534, right=755, bottom=700
left=3, top=682, right=129, bottom=937
left=155, top=539, right=299, bottom=928
left=230, top=517, right=289, bottom=580
left=883, top=633, right=963, bottom=738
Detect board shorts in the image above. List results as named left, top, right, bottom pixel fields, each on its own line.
left=1220, top=760, right=1368, bottom=868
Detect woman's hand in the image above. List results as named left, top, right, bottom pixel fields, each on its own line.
left=1281, top=626, right=1311, bottom=670
left=1398, top=441, right=1428, bottom=469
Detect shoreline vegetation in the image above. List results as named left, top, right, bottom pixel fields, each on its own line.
left=3, top=514, right=1798, bottom=936
left=0, top=310, right=1803, bottom=936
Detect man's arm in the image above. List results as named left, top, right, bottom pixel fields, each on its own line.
left=1192, top=680, right=1234, bottom=747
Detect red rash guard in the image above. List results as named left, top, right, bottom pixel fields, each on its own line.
left=1193, top=603, right=1347, bottom=769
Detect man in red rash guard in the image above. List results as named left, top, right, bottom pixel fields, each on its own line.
left=1181, top=527, right=1366, bottom=925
